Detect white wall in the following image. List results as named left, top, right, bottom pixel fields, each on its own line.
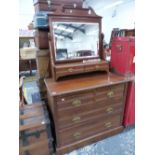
left=19, top=0, right=34, bottom=29
left=85, top=0, right=135, bottom=43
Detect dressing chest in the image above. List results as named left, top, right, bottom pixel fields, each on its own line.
left=45, top=73, right=132, bottom=155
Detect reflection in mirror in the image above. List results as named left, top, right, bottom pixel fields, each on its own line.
left=52, top=22, right=99, bottom=61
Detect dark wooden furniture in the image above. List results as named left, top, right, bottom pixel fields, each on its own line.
left=32, top=1, right=133, bottom=154
left=19, top=76, right=54, bottom=155
left=45, top=73, right=133, bottom=155
left=19, top=59, right=37, bottom=75
left=53, top=60, right=109, bottom=80
left=48, top=6, right=108, bottom=81
left=34, top=30, right=49, bottom=49
left=19, top=36, right=37, bottom=75
left=33, top=0, right=83, bottom=12
left=19, top=102, right=53, bottom=155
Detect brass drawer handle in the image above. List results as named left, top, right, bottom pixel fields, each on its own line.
left=105, top=122, right=112, bottom=128
left=107, top=91, right=114, bottom=98
left=73, top=132, right=81, bottom=139
left=61, top=98, right=65, bottom=102
left=72, top=116, right=81, bottom=123
left=72, top=99, right=81, bottom=107
left=68, top=68, right=74, bottom=72
left=106, top=107, right=113, bottom=113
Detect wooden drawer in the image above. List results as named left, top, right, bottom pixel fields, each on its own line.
left=96, top=83, right=125, bottom=100
left=95, top=64, right=106, bottom=70
left=56, top=91, right=94, bottom=110
left=96, top=83, right=124, bottom=95
left=84, top=65, right=96, bottom=72
left=56, top=66, right=84, bottom=76
left=84, top=63, right=109, bottom=72
left=56, top=97, right=123, bottom=118
left=95, top=94, right=123, bottom=106
left=56, top=84, right=125, bottom=112
left=54, top=60, right=109, bottom=80
left=58, top=115, right=122, bottom=146
left=56, top=99, right=94, bottom=118
left=85, top=64, right=108, bottom=71
left=57, top=103, right=123, bottom=129
left=55, top=84, right=125, bottom=119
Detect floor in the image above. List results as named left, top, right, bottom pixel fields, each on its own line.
left=22, top=73, right=135, bottom=155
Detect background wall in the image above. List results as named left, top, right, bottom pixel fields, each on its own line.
left=19, top=0, right=34, bottom=29
left=85, top=0, right=135, bottom=43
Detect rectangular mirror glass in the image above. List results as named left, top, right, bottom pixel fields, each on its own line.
left=52, top=22, right=99, bottom=61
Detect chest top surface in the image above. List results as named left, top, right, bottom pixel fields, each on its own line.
left=45, top=72, right=134, bottom=96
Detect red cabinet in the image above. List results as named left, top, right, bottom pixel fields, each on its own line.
left=110, top=37, right=135, bottom=127
left=123, top=82, right=135, bottom=126
left=110, top=37, right=135, bottom=75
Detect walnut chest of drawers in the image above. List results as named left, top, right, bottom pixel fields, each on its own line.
left=45, top=73, right=132, bottom=155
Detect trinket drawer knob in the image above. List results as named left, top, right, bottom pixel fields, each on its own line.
left=105, top=122, right=112, bottom=128
left=73, top=132, right=81, bottom=139
left=106, top=107, right=113, bottom=113
left=72, top=116, right=81, bottom=123
left=72, top=99, right=81, bottom=107
left=107, top=91, right=114, bottom=98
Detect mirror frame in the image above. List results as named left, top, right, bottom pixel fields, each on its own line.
left=49, top=15, right=103, bottom=64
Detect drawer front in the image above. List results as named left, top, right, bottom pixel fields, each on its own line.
left=96, top=83, right=125, bottom=101
left=56, top=91, right=94, bottom=110
left=84, top=64, right=109, bottom=72
left=58, top=115, right=122, bottom=146
left=57, top=103, right=123, bottom=129
left=56, top=84, right=125, bottom=106
left=57, top=100, right=94, bottom=118
left=56, top=66, right=84, bottom=75
left=56, top=83, right=125, bottom=110
left=56, top=97, right=123, bottom=119
left=84, top=65, right=96, bottom=72
left=56, top=84, right=125, bottom=118
left=95, top=64, right=108, bottom=71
